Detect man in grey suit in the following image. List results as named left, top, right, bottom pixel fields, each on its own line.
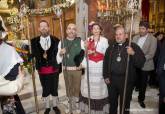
left=132, top=21, right=157, bottom=108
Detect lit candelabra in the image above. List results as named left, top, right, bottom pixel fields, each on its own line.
left=97, top=0, right=141, bottom=24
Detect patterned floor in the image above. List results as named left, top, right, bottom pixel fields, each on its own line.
left=20, top=71, right=159, bottom=114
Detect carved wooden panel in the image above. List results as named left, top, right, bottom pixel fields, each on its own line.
left=85, top=0, right=114, bottom=40
left=30, top=5, right=75, bottom=39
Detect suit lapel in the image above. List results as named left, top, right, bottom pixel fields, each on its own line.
left=141, top=34, right=150, bottom=54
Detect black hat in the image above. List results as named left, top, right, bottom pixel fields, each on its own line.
left=139, top=20, right=149, bottom=29
left=0, top=20, right=5, bottom=32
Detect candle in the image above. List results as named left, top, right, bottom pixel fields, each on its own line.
left=97, top=0, right=102, bottom=11
left=154, top=1, right=156, bottom=14
left=106, top=0, right=109, bottom=9
left=117, top=0, right=120, bottom=8
left=101, top=5, right=104, bottom=13
left=139, top=0, right=142, bottom=10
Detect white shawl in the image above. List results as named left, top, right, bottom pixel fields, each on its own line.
left=0, top=42, right=23, bottom=77
left=0, top=75, right=24, bottom=96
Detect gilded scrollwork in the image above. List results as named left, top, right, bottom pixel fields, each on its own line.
left=0, top=0, right=17, bottom=14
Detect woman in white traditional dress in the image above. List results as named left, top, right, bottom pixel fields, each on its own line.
left=79, top=23, right=109, bottom=114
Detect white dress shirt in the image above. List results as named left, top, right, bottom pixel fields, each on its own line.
left=40, top=35, right=51, bottom=51
left=137, top=34, right=148, bottom=49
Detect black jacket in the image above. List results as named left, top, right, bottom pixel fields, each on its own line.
left=157, top=39, right=165, bottom=71
left=31, top=35, right=60, bottom=70
left=103, top=41, right=146, bottom=83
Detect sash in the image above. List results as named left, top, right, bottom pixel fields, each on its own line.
left=38, top=66, right=58, bottom=75
left=88, top=51, right=104, bottom=62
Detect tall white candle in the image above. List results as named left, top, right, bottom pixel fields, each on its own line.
left=117, top=0, right=120, bottom=7
left=106, top=0, right=109, bottom=9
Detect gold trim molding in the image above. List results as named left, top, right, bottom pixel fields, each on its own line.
left=0, top=8, right=18, bottom=15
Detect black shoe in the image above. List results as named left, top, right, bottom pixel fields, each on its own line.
left=138, top=101, right=146, bottom=108
left=53, top=107, right=61, bottom=114
left=44, top=108, right=51, bottom=114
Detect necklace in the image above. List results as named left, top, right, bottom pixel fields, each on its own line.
left=116, top=53, right=121, bottom=62
left=116, top=44, right=122, bottom=62
left=93, top=39, right=99, bottom=56
left=66, top=38, right=75, bottom=58
left=43, top=37, right=50, bottom=59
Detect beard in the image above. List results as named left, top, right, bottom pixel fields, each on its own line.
left=40, top=31, right=49, bottom=37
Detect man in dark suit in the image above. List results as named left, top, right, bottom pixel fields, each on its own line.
left=31, top=20, right=61, bottom=114
left=156, top=33, right=165, bottom=114
left=103, top=26, right=145, bottom=114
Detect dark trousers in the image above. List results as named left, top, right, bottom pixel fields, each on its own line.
left=159, top=97, right=165, bottom=114
left=39, top=72, right=59, bottom=97
left=158, top=70, right=165, bottom=114
left=108, top=76, right=134, bottom=114
left=148, top=70, right=158, bottom=87
left=136, top=69, right=149, bottom=102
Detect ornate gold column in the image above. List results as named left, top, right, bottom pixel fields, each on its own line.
left=149, top=0, right=165, bottom=32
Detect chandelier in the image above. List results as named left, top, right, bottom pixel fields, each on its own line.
left=97, top=0, right=140, bottom=24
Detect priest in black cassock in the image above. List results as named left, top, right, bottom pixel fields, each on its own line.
left=103, top=26, right=146, bottom=114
